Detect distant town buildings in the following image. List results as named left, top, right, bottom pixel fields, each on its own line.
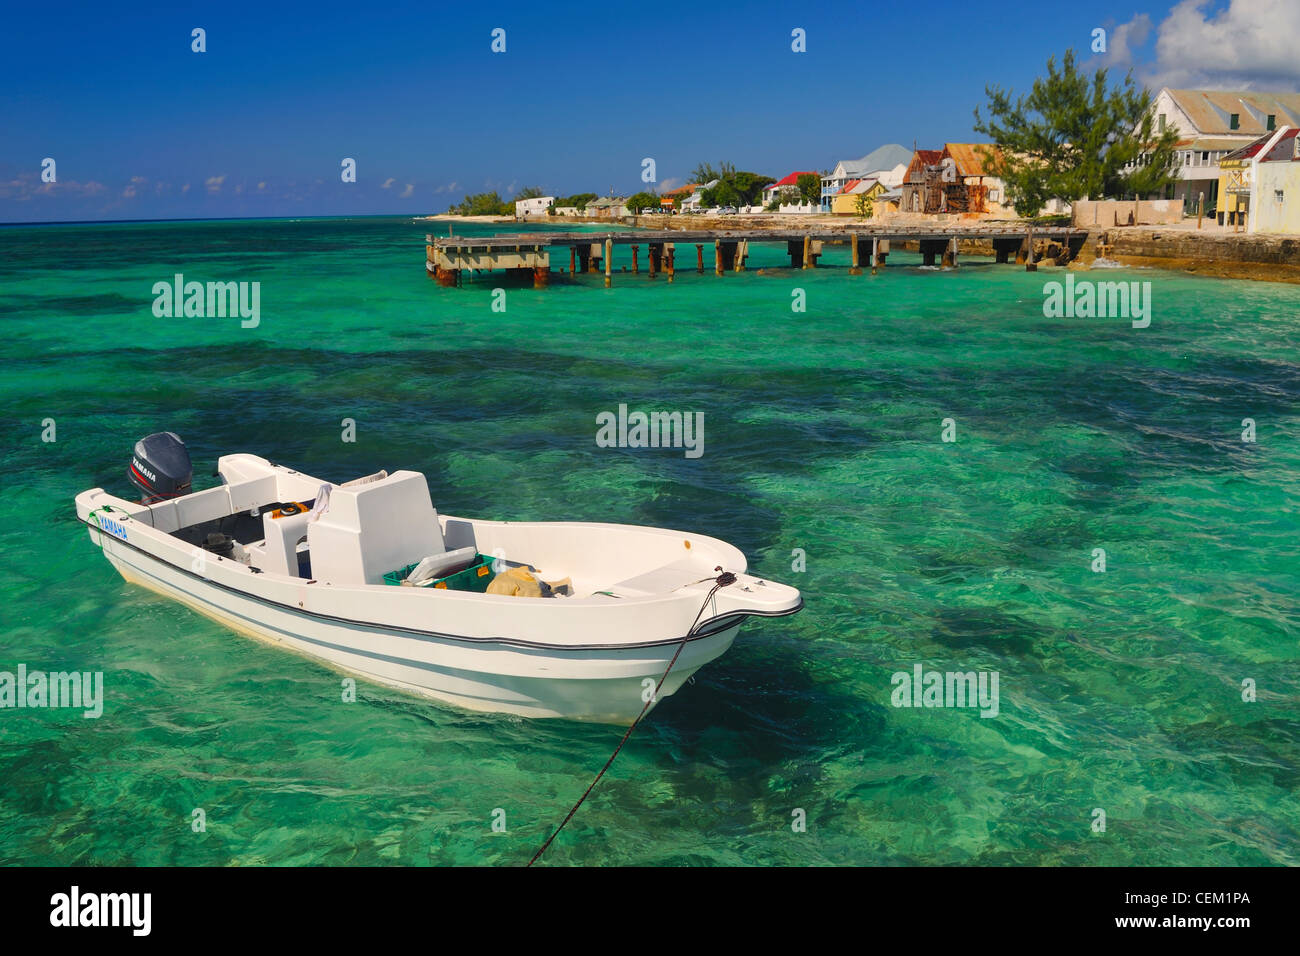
left=821, top=144, right=911, bottom=210
left=486, top=89, right=1300, bottom=236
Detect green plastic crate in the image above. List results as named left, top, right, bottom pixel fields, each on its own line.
left=383, top=553, right=495, bottom=592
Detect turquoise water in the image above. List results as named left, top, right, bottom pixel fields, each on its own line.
left=1, top=216, right=1298, bottom=866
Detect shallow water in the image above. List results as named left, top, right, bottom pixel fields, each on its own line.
left=1, top=216, right=1297, bottom=865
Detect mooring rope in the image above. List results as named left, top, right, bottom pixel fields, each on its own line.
left=526, top=569, right=737, bottom=867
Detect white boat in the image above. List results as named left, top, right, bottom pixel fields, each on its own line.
left=75, top=434, right=803, bottom=723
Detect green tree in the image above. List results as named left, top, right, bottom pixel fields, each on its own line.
left=700, top=181, right=738, bottom=208
left=452, top=191, right=512, bottom=215
left=796, top=173, right=821, bottom=206
left=515, top=185, right=546, bottom=201
left=626, top=191, right=661, bottom=213
left=854, top=192, right=874, bottom=218
left=973, top=49, right=1179, bottom=216
left=690, top=161, right=734, bottom=185
left=553, top=193, right=597, bottom=212
left=731, top=171, right=775, bottom=205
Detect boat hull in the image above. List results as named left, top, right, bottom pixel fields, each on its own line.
left=103, top=540, right=739, bottom=724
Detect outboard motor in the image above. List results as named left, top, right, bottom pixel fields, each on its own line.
left=128, top=432, right=193, bottom=503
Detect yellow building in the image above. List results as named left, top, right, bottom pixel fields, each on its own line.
left=1217, top=145, right=1257, bottom=227
left=1217, top=126, right=1300, bottom=233
left=831, top=178, right=888, bottom=216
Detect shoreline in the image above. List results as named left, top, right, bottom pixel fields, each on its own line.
left=426, top=212, right=1300, bottom=284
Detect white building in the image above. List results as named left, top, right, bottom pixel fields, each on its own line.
left=1130, top=88, right=1300, bottom=213
left=679, top=179, right=719, bottom=214
left=514, top=196, right=555, bottom=219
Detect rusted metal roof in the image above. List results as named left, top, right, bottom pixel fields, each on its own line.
left=943, top=143, right=1002, bottom=177
left=1167, top=88, right=1300, bottom=136
left=904, top=150, right=944, bottom=182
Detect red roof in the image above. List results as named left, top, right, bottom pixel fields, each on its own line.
left=766, top=170, right=817, bottom=189
left=904, top=149, right=944, bottom=183
left=1261, top=127, right=1300, bottom=161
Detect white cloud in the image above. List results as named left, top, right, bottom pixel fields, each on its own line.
left=0, top=176, right=105, bottom=201
left=1146, top=0, right=1300, bottom=88
left=122, top=175, right=148, bottom=199
left=257, top=182, right=266, bottom=191
left=658, top=176, right=682, bottom=193
left=205, top=175, right=225, bottom=193
left=381, top=177, right=395, bottom=189
left=1096, top=14, right=1152, bottom=69
left=400, top=183, right=414, bottom=198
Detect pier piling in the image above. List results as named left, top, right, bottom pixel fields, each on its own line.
left=850, top=233, right=862, bottom=275
left=942, top=237, right=958, bottom=269
left=604, top=238, right=612, bottom=287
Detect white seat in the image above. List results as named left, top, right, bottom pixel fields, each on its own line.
left=306, top=471, right=445, bottom=586
left=260, top=509, right=313, bottom=578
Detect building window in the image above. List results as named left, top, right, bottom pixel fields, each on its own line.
left=1230, top=113, right=1240, bottom=130
left=1202, top=151, right=1209, bottom=163
left=1158, top=113, right=1166, bottom=131
left=1268, top=114, right=1276, bottom=131
left=1184, top=153, right=1191, bottom=165
left=1276, top=190, right=1284, bottom=204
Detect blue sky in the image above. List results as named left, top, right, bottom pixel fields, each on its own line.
left=1, top=0, right=1289, bottom=222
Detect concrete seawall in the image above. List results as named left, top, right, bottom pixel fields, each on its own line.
left=1085, top=228, right=1300, bottom=284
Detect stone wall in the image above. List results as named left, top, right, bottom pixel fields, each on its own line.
left=1073, top=199, right=1184, bottom=227
left=1090, top=228, right=1300, bottom=283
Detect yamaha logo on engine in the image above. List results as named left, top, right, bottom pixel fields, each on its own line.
left=131, top=457, right=157, bottom=484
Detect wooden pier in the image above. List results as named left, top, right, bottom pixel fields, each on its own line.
left=425, top=225, right=1087, bottom=287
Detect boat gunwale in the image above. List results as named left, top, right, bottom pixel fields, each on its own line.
left=77, top=514, right=803, bottom=652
